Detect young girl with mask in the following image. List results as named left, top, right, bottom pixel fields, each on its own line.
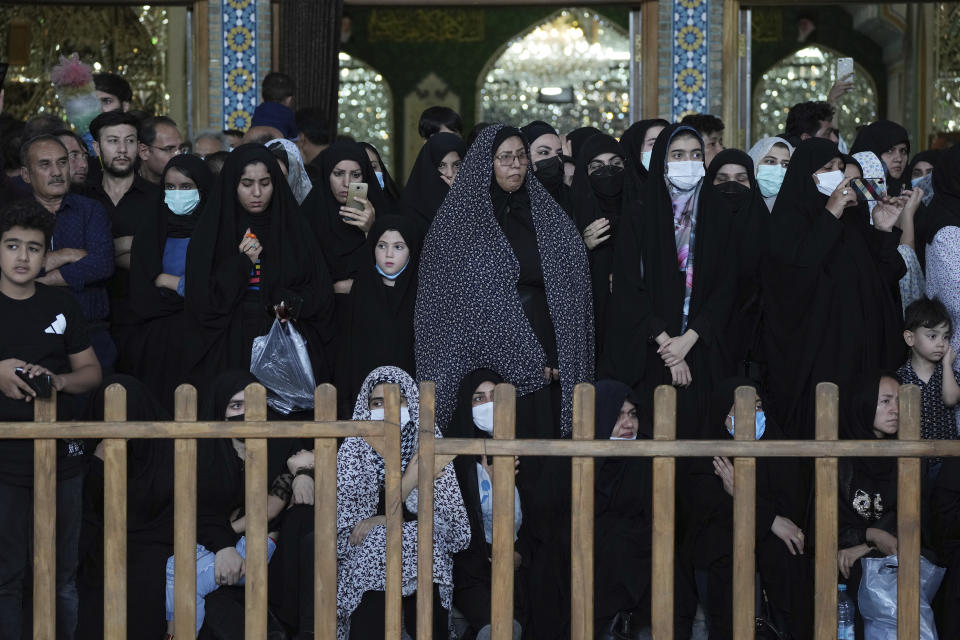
left=601, top=123, right=737, bottom=440
left=747, top=137, right=793, bottom=212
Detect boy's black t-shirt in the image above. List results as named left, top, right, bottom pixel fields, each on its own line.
left=0, top=284, right=91, bottom=485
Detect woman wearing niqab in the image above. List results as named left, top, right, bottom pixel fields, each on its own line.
left=183, top=144, right=336, bottom=386
left=601, top=123, right=737, bottom=440
left=761, top=138, right=906, bottom=440
left=401, top=132, right=465, bottom=230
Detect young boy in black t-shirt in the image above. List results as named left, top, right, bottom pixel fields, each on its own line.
left=0, top=199, right=101, bottom=639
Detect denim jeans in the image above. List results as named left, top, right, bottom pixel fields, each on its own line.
left=0, top=473, right=82, bottom=640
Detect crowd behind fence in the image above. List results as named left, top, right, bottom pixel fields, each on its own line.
left=11, top=379, right=955, bottom=639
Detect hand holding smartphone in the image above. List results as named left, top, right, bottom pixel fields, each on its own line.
left=15, top=367, right=52, bottom=398
left=343, top=182, right=368, bottom=214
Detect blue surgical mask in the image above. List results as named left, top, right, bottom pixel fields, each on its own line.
left=756, top=165, right=786, bottom=199
left=165, top=189, right=201, bottom=215
left=641, top=151, right=653, bottom=171
left=727, top=410, right=766, bottom=440
left=375, top=171, right=385, bottom=189
left=376, top=260, right=408, bottom=281
left=912, top=173, right=934, bottom=206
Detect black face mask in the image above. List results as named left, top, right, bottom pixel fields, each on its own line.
left=533, top=156, right=564, bottom=191
left=226, top=414, right=245, bottom=422
left=589, top=166, right=624, bottom=198
left=715, top=181, right=751, bottom=197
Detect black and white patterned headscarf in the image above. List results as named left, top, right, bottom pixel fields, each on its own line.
left=336, top=366, right=470, bottom=638
left=415, top=124, right=595, bottom=436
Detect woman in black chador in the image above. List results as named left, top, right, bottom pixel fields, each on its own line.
left=401, top=132, right=465, bottom=231
left=601, top=123, right=737, bottom=440
left=761, top=138, right=905, bottom=439
left=183, top=144, right=336, bottom=387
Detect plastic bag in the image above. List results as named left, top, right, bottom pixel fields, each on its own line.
left=250, top=318, right=315, bottom=414
left=857, top=554, right=945, bottom=640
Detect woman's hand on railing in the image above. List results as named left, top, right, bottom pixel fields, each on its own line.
left=480, top=455, right=520, bottom=479
left=349, top=515, right=386, bottom=546
left=214, top=547, right=245, bottom=585
left=712, top=456, right=734, bottom=495
left=838, top=544, right=870, bottom=579
left=866, top=527, right=898, bottom=556
left=771, top=515, right=805, bottom=556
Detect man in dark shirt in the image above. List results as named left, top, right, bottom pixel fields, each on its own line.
left=87, top=111, right=161, bottom=319
left=137, top=116, right=183, bottom=185
left=20, top=134, right=116, bottom=371
left=0, top=198, right=102, bottom=640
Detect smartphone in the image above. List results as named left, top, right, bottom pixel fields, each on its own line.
left=344, top=182, right=368, bottom=212
left=837, top=57, right=854, bottom=83
left=0, top=63, right=8, bottom=88
left=15, top=367, right=52, bottom=398
left=849, top=177, right=885, bottom=202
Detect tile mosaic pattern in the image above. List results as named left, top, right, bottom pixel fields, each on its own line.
left=221, top=0, right=259, bottom=131
left=670, top=0, right=710, bottom=121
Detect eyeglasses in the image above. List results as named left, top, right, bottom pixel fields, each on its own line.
left=494, top=151, right=528, bottom=167
left=148, top=144, right=183, bottom=155
left=587, top=159, right=625, bottom=173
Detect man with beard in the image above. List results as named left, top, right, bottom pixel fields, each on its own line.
left=19, top=135, right=116, bottom=370
left=87, top=111, right=160, bottom=325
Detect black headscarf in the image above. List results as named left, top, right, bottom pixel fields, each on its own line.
left=839, top=372, right=898, bottom=501
left=620, top=118, right=670, bottom=202
left=521, top=120, right=569, bottom=205
left=593, top=379, right=633, bottom=440
left=763, top=138, right=906, bottom=438
left=359, top=141, right=401, bottom=203
left=566, top=126, right=602, bottom=161
left=335, top=214, right=423, bottom=416
left=184, top=144, right=335, bottom=378
left=401, top=132, right=465, bottom=230
left=300, top=139, right=391, bottom=282
left=916, top=144, right=960, bottom=250
left=601, top=124, right=736, bottom=420
left=851, top=120, right=911, bottom=195
left=415, top=123, right=594, bottom=436
left=128, top=154, right=214, bottom=322
left=906, top=149, right=941, bottom=184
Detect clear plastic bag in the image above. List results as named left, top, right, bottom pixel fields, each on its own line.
left=857, top=554, right=945, bottom=640
left=250, top=318, right=315, bottom=415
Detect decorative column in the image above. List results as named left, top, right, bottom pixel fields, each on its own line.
left=206, top=0, right=272, bottom=131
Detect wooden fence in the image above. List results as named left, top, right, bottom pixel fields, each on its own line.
left=10, top=379, right=954, bottom=639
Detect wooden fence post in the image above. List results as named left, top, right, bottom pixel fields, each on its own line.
left=416, top=382, right=437, bottom=640
left=814, top=382, right=839, bottom=638
left=243, top=383, right=268, bottom=640
left=314, top=384, right=338, bottom=640
left=33, top=391, right=57, bottom=640
left=103, top=383, right=128, bottom=640
left=173, top=385, right=198, bottom=640
left=732, top=385, right=757, bottom=636
left=651, top=385, right=676, bottom=639
left=898, top=383, right=922, bottom=640
left=570, top=383, right=595, bottom=639
left=491, top=383, right=516, bottom=640
left=383, top=384, right=403, bottom=638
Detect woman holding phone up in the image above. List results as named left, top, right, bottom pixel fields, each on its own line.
left=300, top=139, right=390, bottom=295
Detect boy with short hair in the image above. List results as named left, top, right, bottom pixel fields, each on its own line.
left=0, top=198, right=102, bottom=639
left=897, top=297, right=960, bottom=472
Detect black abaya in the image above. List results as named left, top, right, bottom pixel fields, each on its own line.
left=117, top=154, right=214, bottom=410
left=570, top=133, right=627, bottom=358
left=600, top=123, right=737, bottom=439
left=619, top=118, right=670, bottom=205
left=761, top=139, right=906, bottom=439
left=334, top=214, right=421, bottom=418
left=183, top=144, right=336, bottom=389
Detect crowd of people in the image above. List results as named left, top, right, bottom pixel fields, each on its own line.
left=1, top=66, right=960, bottom=640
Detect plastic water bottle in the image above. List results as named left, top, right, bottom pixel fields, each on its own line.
left=838, top=583, right=855, bottom=640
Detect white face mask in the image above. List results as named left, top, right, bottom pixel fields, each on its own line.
left=472, top=402, right=494, bottom=434
left=815, top=170, right=844, bottom=197
left=666, top=160, right=705, bottom=192
left=610, top=434, right=637, bottom=441
left=641, top=150, right=653, bottom=171
left=368, top=407, right=411, bottom=424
